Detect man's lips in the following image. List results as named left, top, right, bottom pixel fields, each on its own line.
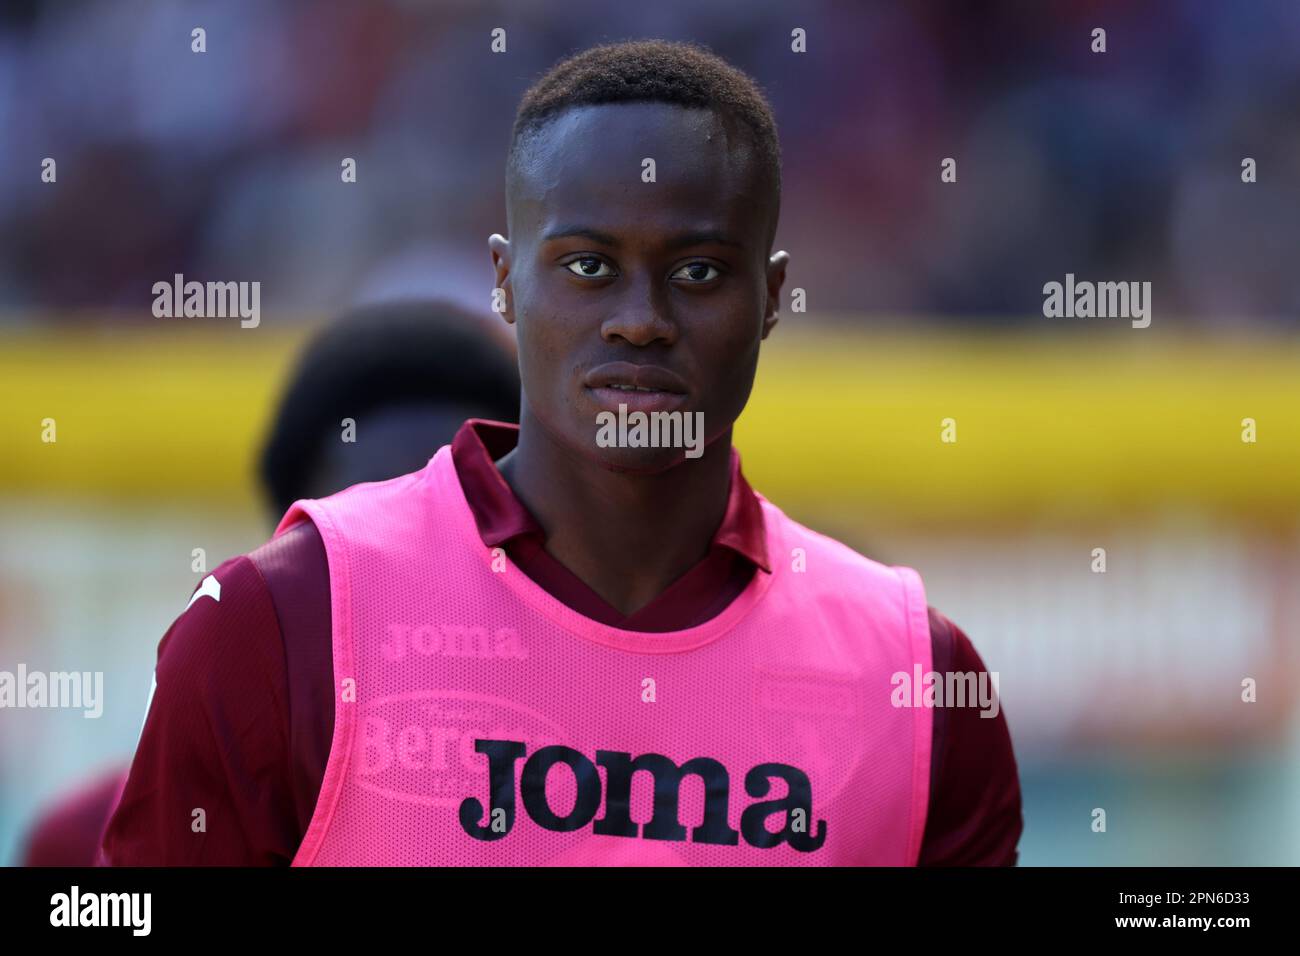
left=583, top=362, right=690, bottom=414
left=583, top=362, right=689, bottom=394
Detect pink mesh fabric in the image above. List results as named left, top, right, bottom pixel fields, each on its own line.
left=276, top=446, right=932, bottom=866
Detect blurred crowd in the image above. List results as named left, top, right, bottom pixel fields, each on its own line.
left=0, top=0, right=1297, bottom=327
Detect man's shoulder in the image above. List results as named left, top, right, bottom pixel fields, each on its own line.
left=757, top=496, right=911, bottom=582
left=143, top=547, right=288, bottom=747
left=247, top=518, right=332, bottom=646
left=249, top=518, right=326, bottom=580
left=162, top=552, right=275, bottom=659
left=159, top=520, right=327, bottom=675
left=275, top=456, right=450, bottom=554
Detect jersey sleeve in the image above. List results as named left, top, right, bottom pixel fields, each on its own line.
left=917, top=607, right=1024, bottom=866
left=98, top=554, right=300, bottom=865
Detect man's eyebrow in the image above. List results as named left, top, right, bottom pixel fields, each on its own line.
left=541, top=226, right=619, bottom=246
left=540, top=226, right=745, bottom=250
left=663, top=229, right=746, bottom=251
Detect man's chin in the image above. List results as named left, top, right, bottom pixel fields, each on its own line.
left=589, top=444, right=698, bottom=475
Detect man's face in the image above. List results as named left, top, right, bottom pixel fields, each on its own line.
left=491, top=101, right=788, bottom=472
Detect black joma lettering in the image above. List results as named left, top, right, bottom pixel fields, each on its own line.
left=458, top=739, right=826, bottom=852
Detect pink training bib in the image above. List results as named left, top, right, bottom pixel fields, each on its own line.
left=275, top=446, right=932, bottom=866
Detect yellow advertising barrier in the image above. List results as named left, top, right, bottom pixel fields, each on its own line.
left=2, top=323, right=1298, bottom=523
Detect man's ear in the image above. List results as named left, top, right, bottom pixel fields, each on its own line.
left=762, top=250, right=790, bottom=340
left=488, top=234, right=514, bottom=325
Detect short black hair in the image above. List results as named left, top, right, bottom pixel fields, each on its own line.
left=508, top=39, right=782, bottom=247
left=258, top=299, right=519, bottom=517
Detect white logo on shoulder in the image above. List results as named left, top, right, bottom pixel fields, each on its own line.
left=136, top=671, right=157, bottom=746
left=185, top=573, right=221, bottom=611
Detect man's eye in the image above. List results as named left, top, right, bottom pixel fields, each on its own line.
left=566, top=257, right=615, bottom=278
left=671, top=262, right=720, bottom=282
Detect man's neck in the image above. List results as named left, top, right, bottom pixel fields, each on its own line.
left=493, top=410, right=734, bottom=617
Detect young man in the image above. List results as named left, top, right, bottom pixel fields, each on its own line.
left=102, top=40, right=1020, bottom=866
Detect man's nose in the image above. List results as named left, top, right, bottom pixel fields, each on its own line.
left=599, top=278, right=678, bottom=347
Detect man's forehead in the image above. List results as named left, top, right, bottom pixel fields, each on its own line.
left=509, top=102, right=765, bottom=242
